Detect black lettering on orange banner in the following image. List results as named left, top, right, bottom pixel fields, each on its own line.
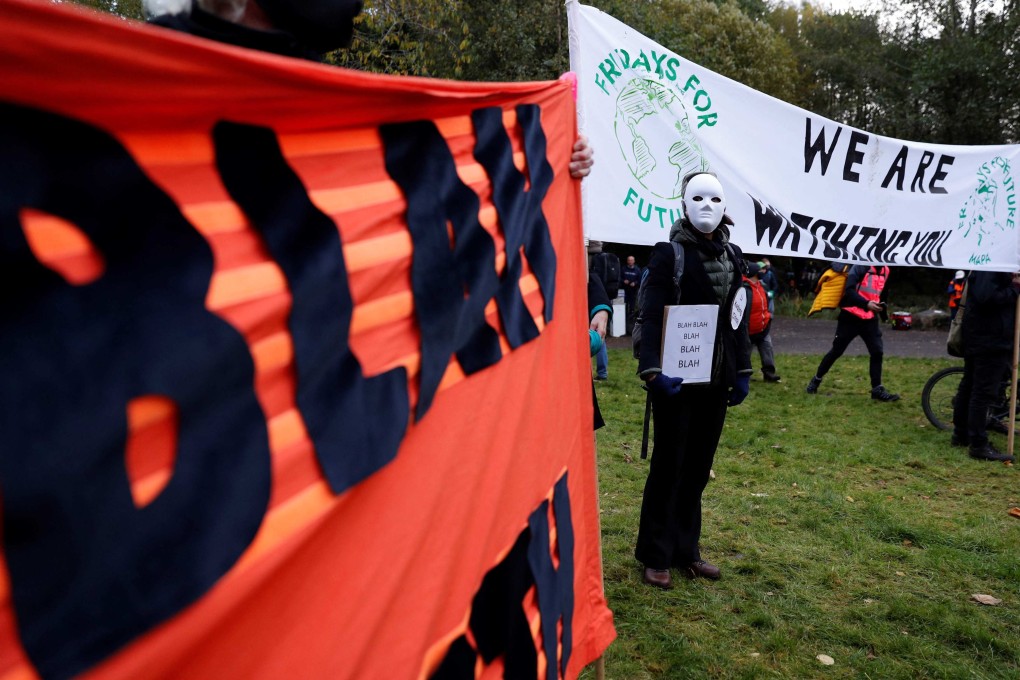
left=431, top=474, right=575, bottom=679
left=0, top=103, right=271, bottom=680
left=472, top=105, right=557, bottom=346
left=381, top=105, right=557, bottom=420
left=213, top=121, right=410, bottom=495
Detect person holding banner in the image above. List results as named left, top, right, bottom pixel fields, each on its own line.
left=146, top=0, right=597, bottom=179
left=634, top=171, right=751, bottom=590
left=805, top=265, right=900, bottom=402
left=147, top=0, right=364, bottom=58
left=950, top=271, right=1018, bottom=463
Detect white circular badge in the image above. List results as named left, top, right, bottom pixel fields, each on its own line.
left=730, top=288, right=748, bottom=330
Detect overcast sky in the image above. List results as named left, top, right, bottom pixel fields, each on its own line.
left=809, top=0, right=1006, bottom=14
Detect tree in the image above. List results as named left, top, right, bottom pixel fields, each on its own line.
left=591, top=0, right=800, bottom=102
left=68, top=0, right=144, bottom=20
left=331, top=0, right=470, bottom=77
left=890, top=0, right=1019, bottom=144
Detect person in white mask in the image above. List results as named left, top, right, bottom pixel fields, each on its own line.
left=634, top=171, right=752, bottom=590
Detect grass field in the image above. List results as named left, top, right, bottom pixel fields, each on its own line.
left=583, top=349, right=1019, bottom=679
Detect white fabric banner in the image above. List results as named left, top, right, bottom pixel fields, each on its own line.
left=567, top=1, right=1020, bottom=271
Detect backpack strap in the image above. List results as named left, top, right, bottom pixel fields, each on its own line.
left=723, top=242, right=742, bottom=287
left=670, top=241, right=685, bottom=303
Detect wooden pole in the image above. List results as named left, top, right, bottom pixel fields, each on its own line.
left=1008, top=293, right=1020, bottom=456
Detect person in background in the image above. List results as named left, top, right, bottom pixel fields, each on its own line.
left=806, top=264, right=899, bottom=401
left=798, top=261, right=819, bottom=296
left=588, top=277, right=612, bottom=426
left=622, top=255, right=641, bottom=335
left=948, top=270, right=966, bottom=320
left=758, top=257, right=779, bottom=315
left=634, top=171, right=751, bottom=590
left=950, top=271, right=1018, bottom=463
left=743, top=263, right=781, bottom=383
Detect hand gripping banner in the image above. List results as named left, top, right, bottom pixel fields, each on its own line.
left=568, top=1, right=1020, bottom=271
left=0, top=1, right=614, bottom=678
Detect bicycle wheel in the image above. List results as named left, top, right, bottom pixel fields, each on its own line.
left=921, top=366, right=964, bottom=431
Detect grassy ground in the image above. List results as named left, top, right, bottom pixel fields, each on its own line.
left=584, top=349, right=1019, bottom=679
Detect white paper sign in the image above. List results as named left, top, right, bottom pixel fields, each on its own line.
left=661, top=304, right=718, bottom=384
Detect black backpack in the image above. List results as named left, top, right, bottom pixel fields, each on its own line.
left=632, top=242, right=685, bottom=359
left=591, top=252, right=621, bottom=298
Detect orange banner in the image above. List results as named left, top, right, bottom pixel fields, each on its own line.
left=0, top=1, right=614, bottom=678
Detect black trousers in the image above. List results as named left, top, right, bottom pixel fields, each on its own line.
left=953, top=352, right=1010, bottom=448
left=635, top=383, right=728, bottom=570
left=815, top=310, right=884, bottom=388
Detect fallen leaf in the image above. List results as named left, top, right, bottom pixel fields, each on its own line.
left=1009, top=507, right=1020, bottom=519
left=846, top=496, right=855, bottom=503
left=816, top=654, right=835, bottom=666
left=902, top=539, right=913, bottom=546
left=750, top=652, right=761, bottom=658
left=710, top=469, right=716, bottom=479
left=895, top=571, right=906, bottom=576
left=972, top=594, right=1002, bottom=606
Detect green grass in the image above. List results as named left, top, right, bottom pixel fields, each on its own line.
left=584, top=349, right=1019, bottom=679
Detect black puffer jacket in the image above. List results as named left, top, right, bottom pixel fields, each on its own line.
left=961, top=271, right=1019, bottom=355
left=150, top=6, right=320, bottom=60
left=637, top=218, right=752, bottom=387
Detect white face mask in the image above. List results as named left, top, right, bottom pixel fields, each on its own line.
left=683, top=174, right=726, bottom=234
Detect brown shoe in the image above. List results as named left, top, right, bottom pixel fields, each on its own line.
left=684, top=560, right=721, bottom=580
left=642, top=567, right=672, bottom=590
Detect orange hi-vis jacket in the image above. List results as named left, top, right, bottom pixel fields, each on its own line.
left=843, top=266, right=889, bottom=320
left=948, top=279, right=964, bottom=309
left=743, top=276, right=771, bottom=336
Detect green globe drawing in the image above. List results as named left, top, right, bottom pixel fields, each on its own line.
left=614, top=77, right=708, bottom=200
left=959, top=156, right=1015, bottom=249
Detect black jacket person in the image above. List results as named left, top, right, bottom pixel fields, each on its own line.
left=149, top=0, right=363, bottom=60
left=951, top=270, right=1019, bottom=463
left=634, top=171, right=751, bottom=590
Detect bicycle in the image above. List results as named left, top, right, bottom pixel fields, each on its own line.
left=921, top=365, right=1015, bottom=431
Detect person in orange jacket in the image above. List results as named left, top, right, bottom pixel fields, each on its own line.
left=947, top=270, right=966, bottom=320
left=743, top=263, right=780, bottom=382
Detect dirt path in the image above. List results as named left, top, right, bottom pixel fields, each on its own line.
left=606, top=315, right=951, bottom=359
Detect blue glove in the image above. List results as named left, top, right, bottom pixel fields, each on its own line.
left=728, top=374, right=750, bottom=406
left=647, top=374, right=683, bottom=398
